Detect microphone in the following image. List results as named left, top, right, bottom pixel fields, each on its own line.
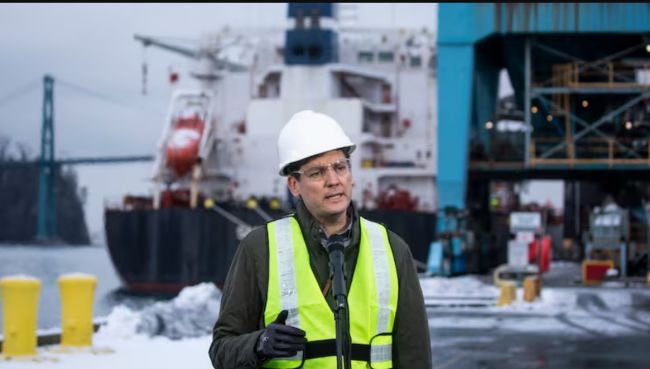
left=327, top=234, right=347, bottom=304
left=327, top=234, right=349, bottom=369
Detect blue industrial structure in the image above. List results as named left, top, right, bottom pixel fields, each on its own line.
left=434, top=3, right=650, bottom=276
left=285, top=2, right=338, bottom=65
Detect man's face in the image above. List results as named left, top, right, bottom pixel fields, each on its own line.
left=287, top=150, right=353, bottom=220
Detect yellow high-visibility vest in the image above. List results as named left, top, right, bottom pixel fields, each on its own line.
left=263, top=216, right=399, bottom=369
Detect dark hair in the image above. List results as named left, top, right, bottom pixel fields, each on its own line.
left=287, top=148, right=352, bottom=180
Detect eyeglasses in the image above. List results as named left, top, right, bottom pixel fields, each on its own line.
left=292, top=159, right=351, bottom=182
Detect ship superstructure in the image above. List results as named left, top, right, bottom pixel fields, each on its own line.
left=105, top=3, right=440, bottom=293
left=137, top=3, right=438, bottom=212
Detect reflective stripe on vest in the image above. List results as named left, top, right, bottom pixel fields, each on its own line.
left=263, top=216, right=399, bottom=369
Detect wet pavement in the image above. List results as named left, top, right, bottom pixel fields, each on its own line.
left=426, top=262, right=650, bottom=368
left=428, top=290, right=650, bottom=369
left=430, top=326, right=649, bottom=369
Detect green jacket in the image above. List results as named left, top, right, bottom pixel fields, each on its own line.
left=209, top=200, right=432, bottom=369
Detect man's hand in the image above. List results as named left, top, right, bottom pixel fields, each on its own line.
left=256, top=310, right=307, bottom=360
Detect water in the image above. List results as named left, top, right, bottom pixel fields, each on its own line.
left=0, top=245, right=159, bottom=331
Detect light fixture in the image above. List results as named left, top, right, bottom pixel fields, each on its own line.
left=582, top=100, right=588, bottom=108
left=547, top=115, right=553, bottom=122
left=626, top=121, right=632, bottom=129
left=485, top=121, right=494, bottom=129
left=646, top=44, right=650, bottom=53
left=531, top=106, right=538, bottom=114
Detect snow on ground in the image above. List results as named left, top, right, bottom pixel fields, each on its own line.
left=420, top=276, right=500, bottom=299
left=428, top=315, right=581, bottom=334
left=424, top=275, right=650, bottom=338
left=2, top=283, right=220, bottom=368
left=2, top=334, right=214, bottom=368
left=3, top=276, right=650, bottom=367
left=421, top=274, right=650, bottom=316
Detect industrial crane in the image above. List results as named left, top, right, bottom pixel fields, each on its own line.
left=133, top=29, right=283, bottom=209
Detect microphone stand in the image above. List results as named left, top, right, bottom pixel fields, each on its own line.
left=328, top=240, right=349, bottom=369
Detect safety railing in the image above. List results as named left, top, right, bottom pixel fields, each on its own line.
left=531, top=137, right=650, bottom=167
left=534, top=61, right=650, bottom=89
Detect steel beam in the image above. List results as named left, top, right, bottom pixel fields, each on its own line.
left=524, top=36, right=532, bottom=167
left=472, top=163, right=650, bottom=171
left=134, top=35, right=199, bottom=59
left=536, top=95, right=642, bottom=159
left=533, top=87, right=649, bottom=96
left=437, top=44, right=473, bottom=211
left=534, top=42, right=644, bottom=85
left=538, top=92, right=650, bottom=159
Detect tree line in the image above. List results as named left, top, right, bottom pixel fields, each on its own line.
left=0, top=135, right=90, bottom=245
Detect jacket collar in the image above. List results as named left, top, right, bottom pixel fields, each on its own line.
left=294, top=198, right=361, bottom=251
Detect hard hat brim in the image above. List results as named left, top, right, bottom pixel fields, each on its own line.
left=279, top=144, right=356, bottom=177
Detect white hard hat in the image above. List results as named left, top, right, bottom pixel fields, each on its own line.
left=277, top=110, right=356, bottom=176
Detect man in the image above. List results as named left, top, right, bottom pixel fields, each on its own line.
left=209, top=110, right=431, bottom=368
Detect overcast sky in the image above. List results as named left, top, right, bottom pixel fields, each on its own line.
left=0, top=3, right=563, bottom=237
left=0, top=3, right=444, bottom=235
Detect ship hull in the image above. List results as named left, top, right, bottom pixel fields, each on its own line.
left=104, top=206, right=437, bottom=294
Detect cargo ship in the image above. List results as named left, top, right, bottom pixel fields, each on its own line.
left=104, top=3, right=440, bottom=293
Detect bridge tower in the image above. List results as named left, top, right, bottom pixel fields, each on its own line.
left=37, top=75, right=57, bottom=241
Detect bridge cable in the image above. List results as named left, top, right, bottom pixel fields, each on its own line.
left=55, top=79, right=165, bottom=118
left=0, top=81, right=41, bottom=109
left=55, top=77, right=162, bottom=162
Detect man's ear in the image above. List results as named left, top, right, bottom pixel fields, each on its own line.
left=287, top=176, right=300, bottom=197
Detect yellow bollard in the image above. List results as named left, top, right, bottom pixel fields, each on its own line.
left=58, top=273, right=97, bottom=348
left=523, top=277, right=537, bottom=302
left=496, top=281, right=517, bottom=307
left=0, top=276, right=41, bottom=358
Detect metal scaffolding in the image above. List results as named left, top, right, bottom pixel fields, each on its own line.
left=527, top=40, right=650, bottom=170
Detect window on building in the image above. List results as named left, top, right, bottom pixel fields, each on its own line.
left=358, top=52, right=374, bottom=63
left=378, top=51, right=394, bottom=63
left=410, top=56, right=422, bottom=67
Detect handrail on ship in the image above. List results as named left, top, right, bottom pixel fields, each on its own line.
left=207, top=202, right=254, bottom=229
left=252, top=205, right=273, bottom=223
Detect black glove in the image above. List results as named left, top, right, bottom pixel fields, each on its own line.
left=256, top=310, right=307, bottom=360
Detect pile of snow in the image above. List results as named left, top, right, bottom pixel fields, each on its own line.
left=58, top=272, right=97, bottom=279
left=419, top=274, right=650, bottom=317
left=419, top=276, right=499, bottom=299
left=97, top=283, right=222, bottom=341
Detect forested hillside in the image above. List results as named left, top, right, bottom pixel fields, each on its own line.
left=0, top=136, right=89, bottom=245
